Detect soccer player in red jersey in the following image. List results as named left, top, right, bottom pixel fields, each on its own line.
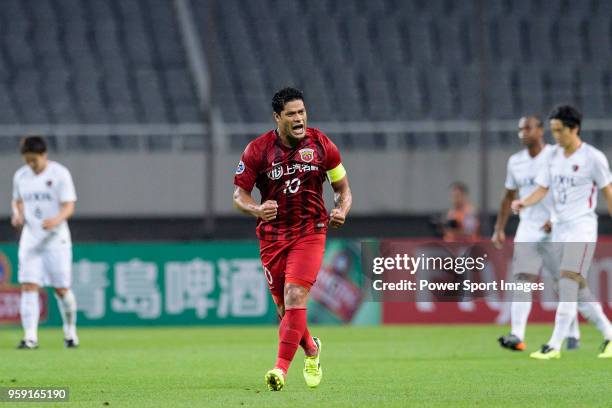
left=233, top=87, right=352, bottom=391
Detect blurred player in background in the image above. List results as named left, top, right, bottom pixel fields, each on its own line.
left=443, top=181, right=479, bottom=242
left=512, top=105, right=612, bottom=359
left=11, top=136, right=79, bottom=349
left=233, top=87, right=352, bottom=390
left=493, top=116, right=580, bottom=351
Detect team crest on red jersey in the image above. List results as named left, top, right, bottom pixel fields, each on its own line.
left=299, top=148, right=314, bottom=163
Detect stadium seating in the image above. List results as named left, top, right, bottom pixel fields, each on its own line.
left=195, top=0, right=611, bottom=126
left=0, top=0, right=197, bottom=127
left=0, top=0, right=610, bottom=151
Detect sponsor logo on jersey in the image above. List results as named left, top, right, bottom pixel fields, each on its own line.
left=299, top=148, right=314, bottom=163
left=517, top=177, right=536, bottom=187
left=268, top=165, right=284, bottom=180
left=22, top=192, right=53, bottom=202
left=235, top=160, right=245, bottom=175
left=553, top=175, right=577, bottom=187
left=573, top=164, right=579, bottom=172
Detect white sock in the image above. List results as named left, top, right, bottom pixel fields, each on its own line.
left=567, top=317, right=580, bottom=339
left=548, top=278, right=579, bottom=350
left=577, top=288, right=612, bottom=341
left=510, top=302, right=531, bottom=341
left=510, top=281, right=532, bottom=341
left=20, top=291, right=39, bottom=342
left=55, top=290, right=77, bottom=340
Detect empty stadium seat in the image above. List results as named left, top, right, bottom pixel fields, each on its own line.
left=0, top=0, right=609, bottom=153
left=0, top=0, right=195, bottom=128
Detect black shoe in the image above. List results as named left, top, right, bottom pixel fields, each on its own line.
left=17, top=339, right=38, bottom=349
left=64, top=339, right=79, bottom=348
left=598, top=339, right=612, bottom=358
left=566, top=337, right=580, bottom=350
left=498, top=334, right=526, bottom=351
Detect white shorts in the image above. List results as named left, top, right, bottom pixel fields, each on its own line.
left=18, top=245, right=73, bottom=288
left=552, top=215, right=597, bottom=276
left=512, top=221, right=558, bottom=277
left=514, top=219, right=550, bottom=243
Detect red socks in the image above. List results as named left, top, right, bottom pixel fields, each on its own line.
left=275, top=308, right=307, bottom=374
left=300, top=327, right=318, bottom=356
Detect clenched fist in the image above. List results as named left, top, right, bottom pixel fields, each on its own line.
left=329, top=208, right=346, bottom=228
left=511, top=200, right=524, bottom=214
left=258, top=200, right=278, bottom=221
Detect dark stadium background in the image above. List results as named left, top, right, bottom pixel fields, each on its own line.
left=2, top=0, right=612, bottom=240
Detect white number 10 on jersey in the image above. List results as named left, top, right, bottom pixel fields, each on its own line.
left=283, top=178, right=300, bottom=194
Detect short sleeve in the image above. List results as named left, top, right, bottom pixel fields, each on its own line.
left=234, top=142, right=260, bottom=192
left=320, top=133, right=342, bottom=170
left=504, top=159, right=517, bottom=190
left=535, top=163, right=551, bottom=188
left=58, top=168, right=77, bottom=202
left=591, top=150, right=612, bottom=188
left=12, top=172, right=21, bottom=200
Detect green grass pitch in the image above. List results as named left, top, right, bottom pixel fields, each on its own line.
left=0, top=325, right=610, bottom=407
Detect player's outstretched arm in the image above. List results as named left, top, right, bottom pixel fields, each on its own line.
left=492, top=188, right=516, bottom=248
left=232, top=186, right=277, bottom=221
left=511, top=185, right=548, bottom=214
left=329, top=176, right=351, bottom=228
left=600, top=184, right=612, bottom=217
left=10, top=199, right=24, bottom=228
left=42, top=201, right=75, bottom=230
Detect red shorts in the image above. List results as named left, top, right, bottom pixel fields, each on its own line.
left=259, top=233, right=326, bottom=305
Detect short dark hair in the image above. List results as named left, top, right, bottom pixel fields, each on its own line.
left=272, top=87, right=304, bottom=113
left=450, top=181, right=469, bottom=194
left=548, top=105, right=582, bottom=130
left=20, top=136, right=47, bottom=154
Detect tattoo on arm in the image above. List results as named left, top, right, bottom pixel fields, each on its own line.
left=334, top=192, right=343, bottom=208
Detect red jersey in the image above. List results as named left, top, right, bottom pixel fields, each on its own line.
left=234, top=128, right=342, bottom=241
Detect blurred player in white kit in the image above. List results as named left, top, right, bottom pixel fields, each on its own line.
left=512, top=106, right=612, bottom=359
left=11, top=136, right=79, bottom=349
left=493, top=115, right=581, bottom=351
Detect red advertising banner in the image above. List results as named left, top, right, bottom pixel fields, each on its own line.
left=0, top=287, right=48, bottom=324
left=310, top=240, right=364, bottom=323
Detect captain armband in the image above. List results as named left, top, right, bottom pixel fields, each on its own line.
left=326, top=163, right=347, bottom=183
